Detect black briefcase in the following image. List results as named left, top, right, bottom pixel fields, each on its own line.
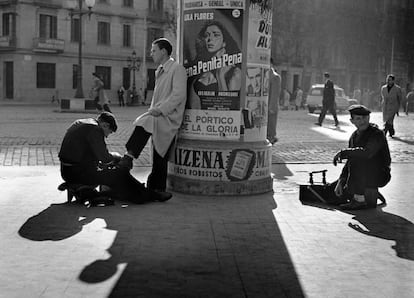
left=299, top=170, right=348, bottom=205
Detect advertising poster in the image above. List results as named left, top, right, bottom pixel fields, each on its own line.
left=168, top=144, right=271, bottom=182
left=242, top=1, right=272, bottom=142
left=242, top=64, right=268, bottom=141
left=246, top=1, right=272, bottom=65
left=179, top=109, right=240, bottom=139
left=181, top=0, right=244, bottom=140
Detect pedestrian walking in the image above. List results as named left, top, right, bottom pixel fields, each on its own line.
left=118, top=38, right=187, bottom=196
left=117, top=86, right=125, bottom=107
left=316, top=72, right=339, bottom=126
left=266, top=58, right=281, bottom=144
left=381, top=74, right=402, bottom=137
left=92, top=73, right=112, bottom=113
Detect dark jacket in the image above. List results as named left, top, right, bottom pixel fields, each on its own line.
left=339, top=123, right=391, bottom=187
left=323, top=79, right=335, bottom=104
left=58, top=118, right=113, bottom=166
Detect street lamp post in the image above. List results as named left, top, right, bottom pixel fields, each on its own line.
left=67, top=0, right=95, bottom=99
left=127, top=50, right=141, bottom=105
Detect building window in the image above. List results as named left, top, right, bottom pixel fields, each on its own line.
left=146, top=27, right=163, bottom=56
left=37, top=63, right=55, bottom=88
left=39, top=14, right=57, bottom=39
left=70, top=18, right=80, bottom=42
left=2, top=13, right=16, bottom=36
left=98, top=21, right=110, bottom=45
left=123, top=24, right=131, bottom=47
left=95, top=66, right=111, bottom=89
left=123, top=67, right=131, bottom=89
left=123, top=0, right=133, bottom=7
left=149, top=0, right=163, bottom=12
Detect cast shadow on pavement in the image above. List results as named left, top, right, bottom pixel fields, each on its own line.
left=18, top=195, right=306, bottom=297
left=301, top=201, right=414, bottom=261
left=390, top=136, right=414, bottom=145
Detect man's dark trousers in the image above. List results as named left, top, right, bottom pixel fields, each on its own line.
left=60, top=164, right=150, bottom=203
left=126, top=126, right=172, bottom=192
left=318, top=102, right=339, bottom=125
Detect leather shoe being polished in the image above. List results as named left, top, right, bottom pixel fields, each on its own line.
left=340, top=200, right=368, bottom=210
left=152, top=190, right=173, bottom=202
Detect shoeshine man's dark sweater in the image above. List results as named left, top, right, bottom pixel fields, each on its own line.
left=59, top=118, right=113, bottom=166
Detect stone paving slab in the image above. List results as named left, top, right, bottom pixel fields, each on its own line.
left=1, top=106, right=413, bottom=166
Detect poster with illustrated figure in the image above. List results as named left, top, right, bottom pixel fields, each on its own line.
left=242, top=63, right=268, bottom=141
left=242, top=96, right=268, bottom=141
left=181, top=0, right=244, bottom=140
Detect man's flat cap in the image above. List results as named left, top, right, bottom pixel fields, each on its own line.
left=348, top=104, right=371, bottom=115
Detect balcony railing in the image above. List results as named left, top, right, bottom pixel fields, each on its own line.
left=33, top=37, right=64, bottom=53
left=0, top=35, right=16, bottom=49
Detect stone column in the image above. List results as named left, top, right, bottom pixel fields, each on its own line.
left=168, top=0, right=273, bottom=195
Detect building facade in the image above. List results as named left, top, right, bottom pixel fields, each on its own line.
left=0, top=0, right=175, bottom=103
left=271, top=0, right=414, bottom=99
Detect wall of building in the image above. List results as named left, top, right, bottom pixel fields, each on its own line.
left=0, top=0, right=174, bottom=103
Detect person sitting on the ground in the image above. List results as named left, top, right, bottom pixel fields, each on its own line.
left=58, top=112, right=171, bottom=205
left=332, top=104, right=391, bottom=210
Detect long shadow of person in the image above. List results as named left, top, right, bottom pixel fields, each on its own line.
left=390, top=136, right=414, bottom=145
left=341, top=205, right=414, bottom=260
left=78, top=194, right=305, bottom=297
left=18, top=195, right=305, bottom=297
left=301, top=201, right=414, bottom=260
left=18, top=202, right=95, bottom=241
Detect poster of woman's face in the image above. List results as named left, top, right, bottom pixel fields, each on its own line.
left=183, top=9, right=243, bottom=65
left=183, top=8, right=244, bottom=111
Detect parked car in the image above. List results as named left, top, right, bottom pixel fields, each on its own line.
left=305, top=84, right=358, bottom=113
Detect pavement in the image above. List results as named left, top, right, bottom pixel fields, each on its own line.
left=0, top=103, right=414, bottom=298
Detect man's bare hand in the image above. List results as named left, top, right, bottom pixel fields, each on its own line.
left=148, top=108, right=162, bottom=117
left=333, top=151, right=342, bottom=166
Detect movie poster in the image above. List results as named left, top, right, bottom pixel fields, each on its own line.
left=181, top=0, right=244, bottom=140
left=242, top=1, right=272, bottom=142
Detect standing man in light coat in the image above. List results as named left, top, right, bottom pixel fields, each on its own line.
left=119, top=38, right=187, bottom=195
left=381, top=74, right=402, bottom=137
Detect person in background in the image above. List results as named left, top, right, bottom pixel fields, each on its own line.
left=380, top=74, right=402, bottom=137
left=118, top=38, right=187, bottom=196
left=406, top=86, right=414, bottom=115
left=92, top=73, right=112, bottom=113
left=295, top=86, right=303, bottom=110
left=266, top=58, right=281, bottom=144
left=282, top=88, right=290, bottom=110
left=333, top=105, right=391, bottom=210
left=316, top=72, right=339, bottom=126
left=59, top=112, right=171, bottom=204
left=117, top=86, right=125, bottom=107
left=353, top=88, right=361, bottom=102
